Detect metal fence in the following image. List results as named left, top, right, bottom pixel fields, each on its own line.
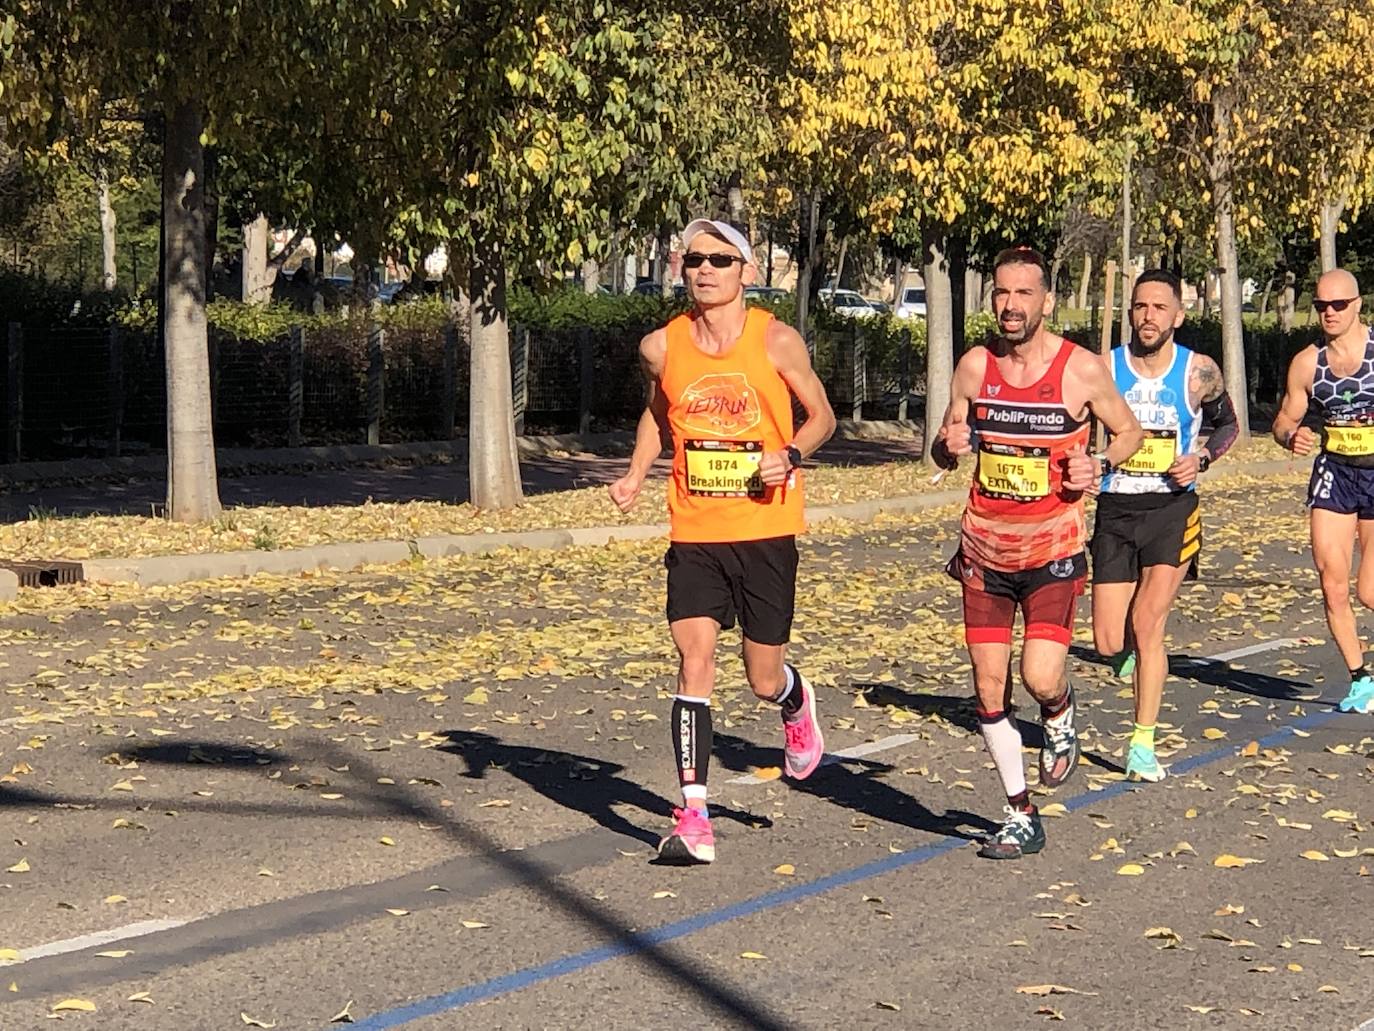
left=1, top=319, right=919, bottom=463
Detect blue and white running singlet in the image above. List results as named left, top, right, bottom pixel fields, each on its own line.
left=1103, top=343, right=1200, bottom=495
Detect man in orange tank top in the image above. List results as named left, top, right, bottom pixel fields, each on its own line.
left=609, top=219, right=836, bottom=865
left=931, top=247, right=1142, bottom=860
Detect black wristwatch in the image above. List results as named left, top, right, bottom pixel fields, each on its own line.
left=1093, top=452, right=1113, bottom=478
left=785, top=445, right=803, bottom=469
left=1198, top=453, right=1212, bottom=474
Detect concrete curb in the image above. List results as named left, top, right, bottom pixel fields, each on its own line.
left=65, top=454, right=1307, bottom=592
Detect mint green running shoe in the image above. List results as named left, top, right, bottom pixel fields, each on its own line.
left=1125, top=744, right=1166, bottom=783
left=1338, top=675, right=1374, bottom=714
left=1111, top=651, right=1136, bottom=682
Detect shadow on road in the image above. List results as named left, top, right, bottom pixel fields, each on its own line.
left=711, top=730, right=997, bottom=842
left=853, top=681, right=1127, bottom=776
left=0, top=737, right=794, bottom=1030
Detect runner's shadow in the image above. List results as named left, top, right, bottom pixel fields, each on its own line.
left=437, top=730, right=770, bottom=848
left=711, top=732, right=997, bottom=841
left=1165, top=655, right=1330, bottom=706
left=854, top=682, right=1127, bottom=776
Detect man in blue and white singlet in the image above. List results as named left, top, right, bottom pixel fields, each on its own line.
left=1090, top=270, right=1239, bottom=781
left=1273, top=268, right=1374, bottom=714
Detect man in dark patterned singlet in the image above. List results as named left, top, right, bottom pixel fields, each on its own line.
left=1273, top=268, right=1374, bottom=712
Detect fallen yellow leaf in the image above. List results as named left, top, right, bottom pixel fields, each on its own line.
left=240, top=1014, right=277, bottom=1029
left=378, top=836, right=395, bottom=846
left=1117, top=863, right=1145, bottom=876
left=1213, top=854, right=1263, bottom=869
left=749, top=766, right=782, bottom=781
left=1301, top=850, right=1329, bottom=862
left=740, top=951, right=767, bottom=960
left=773, top=864, right=795, bottom=876
left=95, top=950, right=132, bottom=959
left=1038, top=803, right=1067, bottom=817
left=460, top=920, right=488, bottom=929
left=462, top=687, right=490, bottom=705
left=52, top=999, right=97, bottom=1013
left=1202, top=728, right=1227, bottom=741
left=5, top=859, right=29, bottom=873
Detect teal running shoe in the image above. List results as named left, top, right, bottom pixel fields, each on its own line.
left=1125, top=743, right=1166, bottom=783
left=1337, top=675, right=1374, bottom=714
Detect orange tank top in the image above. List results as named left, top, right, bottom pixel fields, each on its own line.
left=661, top=308, right=804, bottom=543
left=961, top=338, right=1091, bottom=572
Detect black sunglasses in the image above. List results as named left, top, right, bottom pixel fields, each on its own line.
left=683, top=252, right=745, bottom=269
left=1313, top=297, right=1359, bottom=313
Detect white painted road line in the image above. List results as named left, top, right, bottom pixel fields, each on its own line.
left=726, top=733, right=923, bottom=785
left=11, top=918, right=191, bottom=964
left=1187, top=637, right=1308, bottom=663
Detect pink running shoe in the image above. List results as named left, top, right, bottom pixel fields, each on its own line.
left=658, top=806, right=715, bottom=865
left=782, top=673, right=825, bottom=780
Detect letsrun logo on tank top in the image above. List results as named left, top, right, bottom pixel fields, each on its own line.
left=963, top=339, right=1091, bottom=573
left=661, top=308, right=804, bottom=544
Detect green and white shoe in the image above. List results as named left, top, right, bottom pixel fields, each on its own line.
left=1110, top=651, right=1136, bottom=682
left=1125, top=744, right=1166, bottom=783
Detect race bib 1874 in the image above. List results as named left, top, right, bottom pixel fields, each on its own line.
left=684, top=439, right=765, bottom=497
left=1119, top=429, right=1178, bottom=475
left=977, top=443, right=1051, bottom=501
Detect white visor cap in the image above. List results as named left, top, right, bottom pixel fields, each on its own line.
left=681, top=219, right=754, bottom=265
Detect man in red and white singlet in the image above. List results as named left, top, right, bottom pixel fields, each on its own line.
left=609, top=219, right=836, bottom=865
left=931, top=247, right=1142, bottom=860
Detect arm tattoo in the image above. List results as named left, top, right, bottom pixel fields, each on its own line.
left=1192, top=359, right=1224, bottom=406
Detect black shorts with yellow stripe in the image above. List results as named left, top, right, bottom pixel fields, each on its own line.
left=1089, top=490, right=1201, bottom=585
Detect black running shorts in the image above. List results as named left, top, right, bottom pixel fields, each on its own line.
left=1090, top=490, right=1200, bottom=585
left=665, top=536, right=798, bottom=645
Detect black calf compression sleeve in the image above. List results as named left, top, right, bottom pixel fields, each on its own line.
left=671, top=696, right=713, bottom=791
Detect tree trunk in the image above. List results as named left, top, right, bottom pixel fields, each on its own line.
left=1319, top=194, right=1346, bottom=273
left=1258, top=276, right=1273, bottom=321
left=162, top=96, right=222, bottom=522
left=833, top=236, right=849, bottom=291
left=1119, top=144, right=1133, bottom=349
left=1049, top=256, right=1062, bottom=308
left=582, top=258, right=600, bottom=295
left=203, top=147, right=219, bottom=299
left=97, top=169, right=116, bottom=291
left=1211, top=87, right=1250, bottom=443
left=793, top=188, right=827, bottom=337
left=922, top=226, right=954, bottom=465
left=469, top=236, right=523, bottom=509
left=242, top=214, right=271, bottom=304
left=948, top=230, right=968, bottom=355
left=657, top=224, right=673, bottom=298
left=1077, top=252, right=1092, bottom=310
left=1277, top=269, right=1296, bottom=332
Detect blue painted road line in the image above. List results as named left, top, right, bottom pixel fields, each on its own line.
left=344, top=704, right=1342, bottom=1029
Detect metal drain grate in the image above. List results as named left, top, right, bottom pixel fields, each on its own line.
left=0, top=560, right=86, bottom=588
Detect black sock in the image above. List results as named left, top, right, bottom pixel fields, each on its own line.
left=1007, top=790, right=1034, bottom=813
left=1351, top=665, right=1368, bottom=683
left=671, top=696, right=712, bottom=797
left=1040, top=684, right=1072, bottom=721
left=777, top=665, right=805, bottom=716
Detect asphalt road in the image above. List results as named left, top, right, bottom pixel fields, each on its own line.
left=4, top=472, right=1374, bottom=1030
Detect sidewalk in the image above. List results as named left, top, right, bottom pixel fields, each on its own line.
left=0, top=424, right=925, bottom=521
left=0, top=429, right=1306, bottom=600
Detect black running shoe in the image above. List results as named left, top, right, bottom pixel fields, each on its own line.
left=1038, top=685, right=1080, bottom=788
left=977, top=806, right=1046, bottom=860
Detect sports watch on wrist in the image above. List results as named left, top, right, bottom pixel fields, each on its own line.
left=1093, top=452, right=1113, bottom=478
left=1198, top=453, right=1212, bottom=473
left=785, top=445, right=803, bottom=469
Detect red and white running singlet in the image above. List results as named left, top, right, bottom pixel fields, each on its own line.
left=961, top=339, right=1091, bottom=572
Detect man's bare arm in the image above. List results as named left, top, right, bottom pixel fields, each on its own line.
left=1188, top=354, right=1239, bottom=462
left=766, top=321, right=836, bottom=459
left=1075, top=349, right=1143, bottom=467
left=1272, top=346, right=1318, bottom=450
left=930, top=348, right=984, bottom=469
left=608, top=331, right=670, bottom=512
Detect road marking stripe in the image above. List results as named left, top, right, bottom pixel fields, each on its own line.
left=17, top=918, right=191, bottom=962
left=725, top=733, right=922, bottom=785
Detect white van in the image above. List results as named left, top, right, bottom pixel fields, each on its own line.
left=895, top=286, right=927, bottom=320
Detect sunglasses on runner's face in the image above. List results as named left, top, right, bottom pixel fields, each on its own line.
left=1313, top=297, right=1359, bottom=313
left=683, top=252, right=745, bottom=269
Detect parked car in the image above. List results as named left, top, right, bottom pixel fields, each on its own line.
left=895, top=286, right=927, bottom=320
left=819, top=288, right=881, bottom=318
left=745, top=286, right=789, bottom=303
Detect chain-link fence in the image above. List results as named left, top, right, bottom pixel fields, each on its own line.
left=1, top=318, right=923, bottom=463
